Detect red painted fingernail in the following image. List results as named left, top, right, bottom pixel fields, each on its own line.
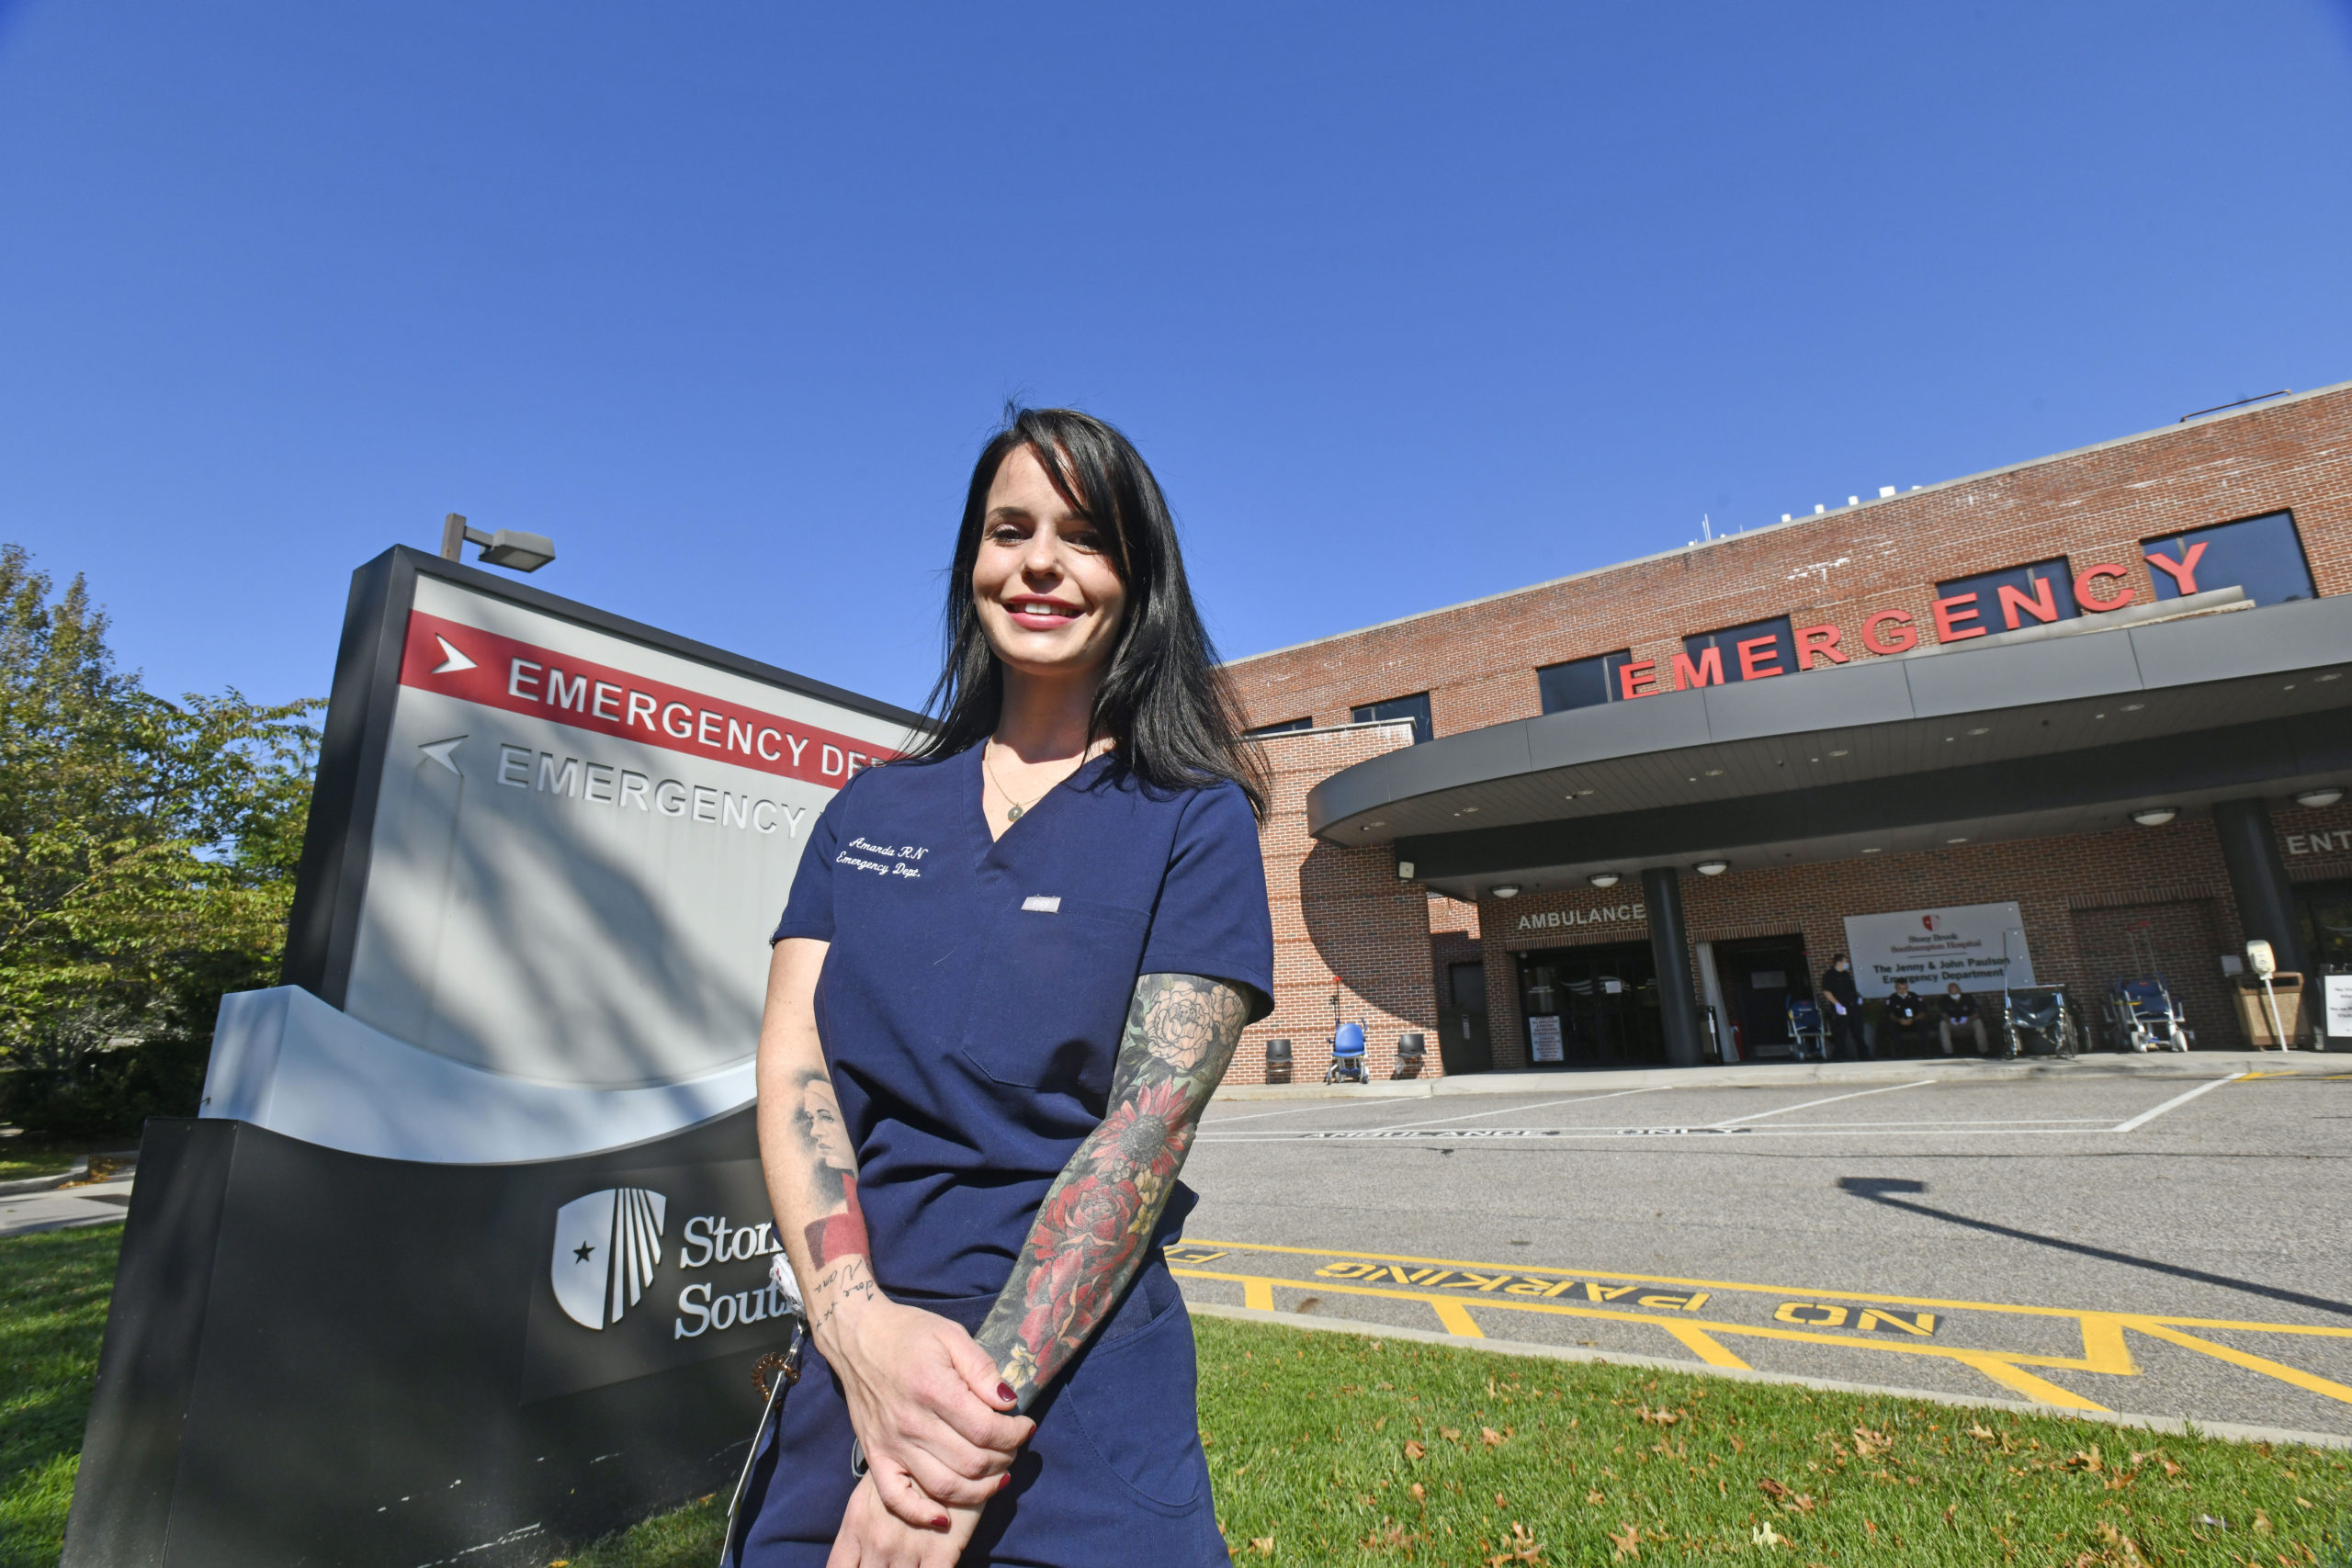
left=997, top=1382, right=1016, bottom=1404
left=998, top=1472, right=1012, bottom=1491
left=933, top=1517, right=950, bottom=1530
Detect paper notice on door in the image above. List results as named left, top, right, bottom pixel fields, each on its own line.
left=1529, top=1015, right=1564, bottom=1064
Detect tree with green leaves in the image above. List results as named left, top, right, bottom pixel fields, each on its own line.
left=0, top=543, right=321, bottom=1136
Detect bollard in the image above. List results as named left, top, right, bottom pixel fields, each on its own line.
left=1393, top=1032, right=1426, bottom=1079
left=1264, top=1038, right=1293, bottom=1084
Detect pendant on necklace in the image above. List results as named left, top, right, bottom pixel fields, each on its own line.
left=1005, top=804, right=1023, bottom=822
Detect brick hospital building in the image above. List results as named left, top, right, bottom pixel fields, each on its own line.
left=1227, top=383, right=2352, bottom=1080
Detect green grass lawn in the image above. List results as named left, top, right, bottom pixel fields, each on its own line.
left=0, top=1140, right=98, bottom=1184
left=1, top=1227, right=119, bottom=1568
left=9, top=1227, right=2348, bottom=1567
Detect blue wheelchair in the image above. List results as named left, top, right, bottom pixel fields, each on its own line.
left=1786, top=998, right=1830, bottom=1062
left=1326, top=1020, right=1370, bottom=1084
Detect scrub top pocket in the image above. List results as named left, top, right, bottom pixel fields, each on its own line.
left=959, top=898, right=1148, bottom=1096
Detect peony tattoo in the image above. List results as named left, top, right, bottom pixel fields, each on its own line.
left=976, top=973, right=1250, bottom=1409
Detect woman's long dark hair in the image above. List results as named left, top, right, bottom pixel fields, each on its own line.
left=903, top=407, right=1268, bottom=819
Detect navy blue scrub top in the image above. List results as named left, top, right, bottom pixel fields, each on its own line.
left=772, top=745, right=1273, bottom=1302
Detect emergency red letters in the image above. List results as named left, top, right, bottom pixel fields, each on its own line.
left=1671, top=646, right=1724, bottom=691
left=2073, top=564, right=2134, bottom=612
left=2145, top=541, right=2207, bottom=595
left=1862, top=611, right=1917, bottom=655
left=1736, top=635, right=1784, bottom=680
left=1792, top=624, right=1847, bottom=669
left=1932, top=592, right=1985, bottom=642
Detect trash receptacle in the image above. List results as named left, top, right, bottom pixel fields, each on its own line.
left=1264, top=1038, right=1293, bottom=1084
left=2233, top=973, right=2305, bottom=1048
left=1394, top=1032, right=1426, bottom=1079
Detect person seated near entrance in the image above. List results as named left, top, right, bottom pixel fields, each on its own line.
left=1819, top=954, right=1866, bottom=1059
left=1883, top=978, right=1930, bottom=1056
left=1938, top=982, right=1987, bottom=1055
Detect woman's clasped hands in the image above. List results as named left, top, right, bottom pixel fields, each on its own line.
left=817, top=1292, right=1032, bottom=1567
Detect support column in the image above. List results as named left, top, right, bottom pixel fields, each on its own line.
left=2212, top=797, right=2307, bottom=975
left=1644, top=866, right=1705, bottom=1067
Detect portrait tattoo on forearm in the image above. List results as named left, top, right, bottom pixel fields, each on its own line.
left=788, top=1067, right=876, bottom=1340
left=976, top=973, right=1250, bottom=1407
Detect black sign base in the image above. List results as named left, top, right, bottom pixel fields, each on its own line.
left=65, top=1113, right=797, bottom=1568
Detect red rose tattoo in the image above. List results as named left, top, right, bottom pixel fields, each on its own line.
left=977, top=974, right=1250, bottom=1406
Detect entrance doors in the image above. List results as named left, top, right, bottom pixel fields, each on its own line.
left=1437, top=961, right=1493, bottom=1075
left=1514, top=942, right=1664, bottom=1066
left=1710, top=934, right=1814, bottom=1059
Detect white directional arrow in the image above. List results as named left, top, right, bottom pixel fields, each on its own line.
left=418, top=736, right=467, bottom=776
left=430, top=636, right=477, bottom=675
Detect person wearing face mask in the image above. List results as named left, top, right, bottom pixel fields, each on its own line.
left=1819, top=953, right=1866, bottom=1060
left=1938, top=981, right=1987, bottom=1055
left=1883, top=978, right=1929, bottom=1056
left=732, top=409, right=1273, bottom=1568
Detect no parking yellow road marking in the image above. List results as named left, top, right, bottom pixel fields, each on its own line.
left=1170, top=1238, right=2352, bottom=1415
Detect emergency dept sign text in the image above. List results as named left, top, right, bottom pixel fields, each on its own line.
left=1840, top=901, right=2034, bottom=998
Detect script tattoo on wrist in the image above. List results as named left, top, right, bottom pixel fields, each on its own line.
left=976, top=973, right=1249, bottom=1407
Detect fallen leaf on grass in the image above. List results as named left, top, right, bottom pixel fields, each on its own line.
left=1440, top=1427, right=1463, bottom=1442
left=1409, top=1483, right=1425, bottom=1503
left=1758, top=1478, right=1791, bottom=1502
left=1966, top=1424, right=1997, bottom=1441
left=1608, top=1521, right=1640, bottom=1558
left=2091, top=1522, right=2149, bottom=1565
left=1587, top=1490, right=1607, bottom=1506
left=2255, top=1509, right=2272, bottom=1535
left=1637, top=1405, right=1681, bottom=1427
left=1404, top=1440, right=1427, bottom=1461
left=1487, top=1521, right=1544, bottom=1564
left=1750, top=1521, right=1787, bottom=1549
left=1250, top=1538, right=1274, bottom=1556
left=1481, top=1427, right=1506, bottom=1447
left=1849, top=1427, right=1890, bottom=1459
left=2065, top=1447, right=2103, bottom=1472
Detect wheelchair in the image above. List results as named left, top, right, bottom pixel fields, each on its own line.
left=1786, top=998, right=1831, bottom=1062
left=1325, top=1020, right=1370, bottom=1084
left=1998, top=986, right=2079, bottom=1060
left=2106, top=978, right=2193, bottom=1053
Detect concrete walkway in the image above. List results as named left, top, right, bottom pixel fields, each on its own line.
left=1214, top=1047, right=2346, bottom=1102
left=0, top=1170, right=136, bottom=1240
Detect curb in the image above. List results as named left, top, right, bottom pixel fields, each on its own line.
left=1213, top=1051, right=2346, bottom=1102
left=1186, top=1302, right=2352, bottom=1451
left=0, top=1155, right=88, bottom=1197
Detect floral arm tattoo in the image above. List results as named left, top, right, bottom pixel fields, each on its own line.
left=975, top=972, right=1250, bottom=1409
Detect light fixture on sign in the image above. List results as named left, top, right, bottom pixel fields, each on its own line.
left=2296, top=788, right=2345, bottom=808
left=1694, top=860, right=1729, bottom=876
left=440, top=513, right=557, bottom=573
left=1492, top=885, right=1522, bottom=899
left=2132, top=807, right=2178, bottom=828
left=1588, top=872, right=1621, bottom=888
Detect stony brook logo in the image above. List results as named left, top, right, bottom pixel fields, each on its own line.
left=551, top=1187, right=668, bottom=1330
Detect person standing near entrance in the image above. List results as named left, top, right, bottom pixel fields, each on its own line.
left=1939, top=982, right=1988, bottom=1055
left=731, top=409, right=1274, bottom=1568
left=1820, top=954, right=1865, bottom=1059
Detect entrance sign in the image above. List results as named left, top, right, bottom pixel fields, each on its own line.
left=65, top=548, right=921, bottom=1568
left=1529, top=1014, right=1565, bottom=1063
left=1840, top=902, right=2034, bottom=998
left=2324, top=975, right=2352, bottom=1043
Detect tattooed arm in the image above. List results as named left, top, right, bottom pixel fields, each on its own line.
left=755, top=939, right=1032, bottom=1533
left=976, top=972, right=1252, bottom=1408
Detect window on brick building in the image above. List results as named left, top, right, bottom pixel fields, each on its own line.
left=1678, top=616, right=1794, bottom=688
left=1934, top=557, right=2078, bottom=636
left=1243, top=716, right=1313, bottom=738
left=2143, top=511, right=2314, bottom=607
left=1351, top=692, right=1432, bottom=744
left=1536, top=650, right=1635, bottom=714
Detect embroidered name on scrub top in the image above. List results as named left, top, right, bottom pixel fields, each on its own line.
left=1022, top=895, right=1063, bottom=912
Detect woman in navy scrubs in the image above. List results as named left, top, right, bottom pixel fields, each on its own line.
left=734, top=409, right=1274, bottom=1567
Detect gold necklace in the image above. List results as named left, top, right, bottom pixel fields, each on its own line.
left=982, top=739, right=1097, bottom=823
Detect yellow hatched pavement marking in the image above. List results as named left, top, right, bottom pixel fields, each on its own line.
left=1172, top=1241, right=2352, bottom=1412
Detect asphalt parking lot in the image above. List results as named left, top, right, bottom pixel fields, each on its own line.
left=1178, top=1058, right=2352, bottom=1438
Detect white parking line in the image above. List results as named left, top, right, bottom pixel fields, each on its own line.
left=1367, top=1086, right=1674, bottom=1133
left=1705, top=1079, right=1934, bottom=1128
left=2109, top=1072, right=2245, bottom=1133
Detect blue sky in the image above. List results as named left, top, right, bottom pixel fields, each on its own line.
left=2, top=2, right=2348, bottom=714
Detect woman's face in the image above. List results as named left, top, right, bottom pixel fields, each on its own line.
left=971, top=444, right=1128, bottom=685
left=799, top=1079, right=854, bottom=1172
